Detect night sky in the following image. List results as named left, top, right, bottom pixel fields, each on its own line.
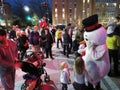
left=4, top=0, right=52, bottom=12
left=4, top=0, right=52, bottom=5
left=4, top=0, right=52, bottom=19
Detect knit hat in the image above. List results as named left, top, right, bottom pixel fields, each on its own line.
left=107, top=26, right=114, bottom=34
left=106, top=21, right=116, bottom=34
left=82, top=14, right=101, bottom=32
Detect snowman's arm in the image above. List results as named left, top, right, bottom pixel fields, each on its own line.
left=90, top=44, right=106, bottom=60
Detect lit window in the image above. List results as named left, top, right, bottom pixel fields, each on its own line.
left=55, top=14, right=58, bottom=18
left=62, top=13, right=65, bottom=19
left=113, top=3, right=116, bottom=7
left=55, top=8, right=57, bottom=12
left=83, top=0, right=85, bottom=3
left=111, top=16, right=114, bottom=19
left=62, top=8, right=65, bottom=12
left=83, top=10, right=85, bottom=12
left=106, top=3, right=108, bottom=6
left=87, top=0, right=89, bottom=3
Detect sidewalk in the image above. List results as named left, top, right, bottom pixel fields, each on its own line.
left=0, top=43, right=119, bottom=90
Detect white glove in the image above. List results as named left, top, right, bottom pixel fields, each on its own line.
left=78, top=44, right=86, bottom=54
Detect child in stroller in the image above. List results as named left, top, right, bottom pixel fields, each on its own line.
left=15, top=51, right=58, bottom=90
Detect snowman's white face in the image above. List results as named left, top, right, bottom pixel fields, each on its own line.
left=84, top=27, right=107, bottom=46
left=84, top=32, right=95, bottom=47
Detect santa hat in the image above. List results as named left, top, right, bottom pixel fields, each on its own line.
left=82, top=14, right=102, bottom=32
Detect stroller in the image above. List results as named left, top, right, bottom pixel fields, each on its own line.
left=16, top=51, right=58, bottom=90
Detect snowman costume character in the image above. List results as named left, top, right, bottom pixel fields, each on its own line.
left=78, top=14, right=110, bottom=88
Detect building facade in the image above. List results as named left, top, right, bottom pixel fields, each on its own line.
left=96, top=0, right=120, bottom=24
left=52, top=0, right=120, bottom=26
left=52, top=0, right=95, bottom=26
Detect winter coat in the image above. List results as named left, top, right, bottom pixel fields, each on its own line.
left=45, top=33, right=53, bottom=48
left=63, top=33, right=70, bottom=45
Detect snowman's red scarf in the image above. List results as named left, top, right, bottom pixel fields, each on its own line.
left=86, top=22, right=99, bottom=31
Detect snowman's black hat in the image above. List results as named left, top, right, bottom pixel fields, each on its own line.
left=82, top=14, right=102, bottom=32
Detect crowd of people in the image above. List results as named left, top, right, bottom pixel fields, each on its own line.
left=0, top=14, right=120, bottom=90
left=8, top=22, right=81, bottom=60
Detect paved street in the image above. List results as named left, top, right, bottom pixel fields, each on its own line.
left=0, top=43, right=120, bottom=90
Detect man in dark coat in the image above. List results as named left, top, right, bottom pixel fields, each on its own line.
left=44, top=28, right=54, bottom=59
left=63, top=29, right=71, bottom=58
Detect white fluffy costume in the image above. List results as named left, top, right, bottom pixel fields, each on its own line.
left=78, top=14, right=110, bottom=87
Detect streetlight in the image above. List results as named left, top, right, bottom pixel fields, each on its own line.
left=23, top=5, right=30, bottom=12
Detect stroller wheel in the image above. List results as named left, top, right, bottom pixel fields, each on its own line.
left=21, top=83, right=28, bottom=90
